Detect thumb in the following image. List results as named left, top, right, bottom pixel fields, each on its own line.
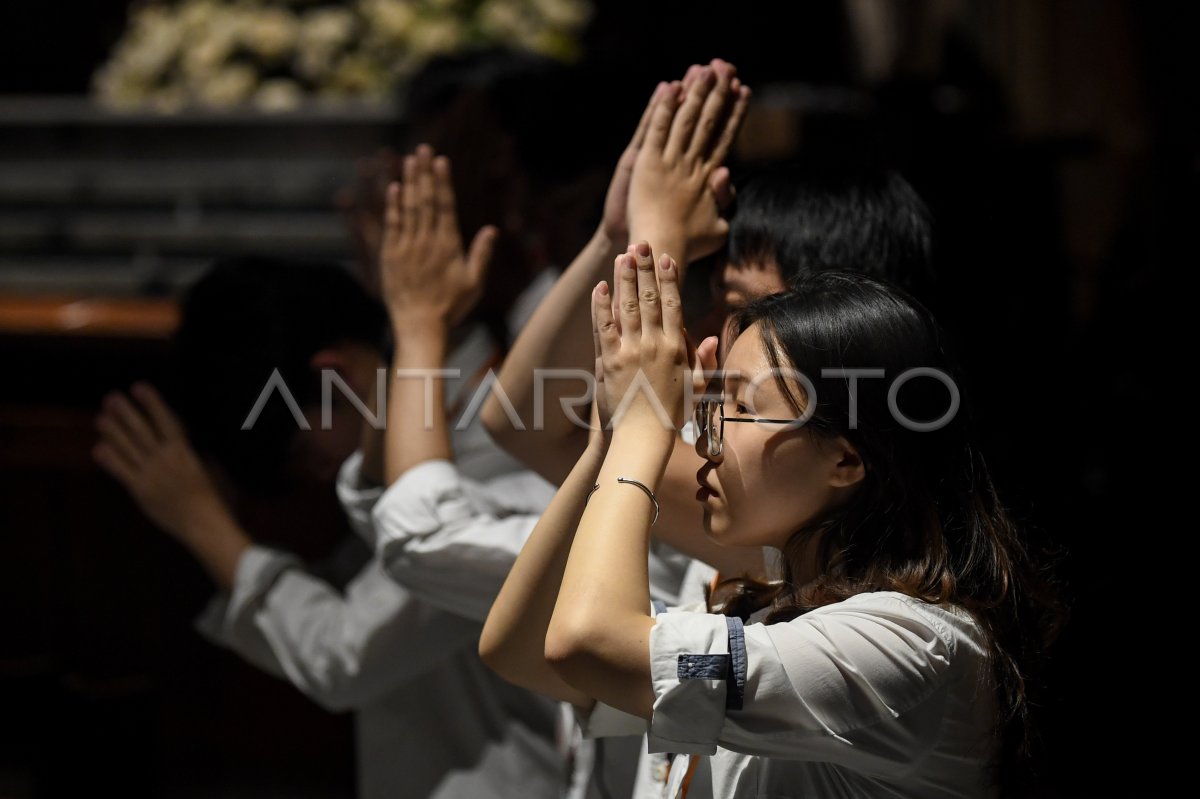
left=466, top=225, right=498, bottom=287
left=697, top=335, right=719, bottom=373
left=708, top=167, right=735, bottom=210
left=691, top=335, right=719, bottom=395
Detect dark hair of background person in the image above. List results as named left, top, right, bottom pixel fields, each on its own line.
left=710, top=270, right=1068, bottom=795
left=727, top=168, right=936, bottom=300
left=400, top=47, right=637, bottom=351
left=168, top=256, right=388, bottom=495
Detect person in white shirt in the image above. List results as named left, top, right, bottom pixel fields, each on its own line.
left=483, top=230, right=1065, bottom=797
left=93, top=253, right=566, bottom=799
left=477, top=57, right=946, bottom=799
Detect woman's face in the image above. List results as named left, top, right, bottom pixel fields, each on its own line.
left=695, top=323, right=864, bottom=552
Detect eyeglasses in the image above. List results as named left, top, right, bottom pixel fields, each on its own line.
left=693, top=397, right=803, bottom=458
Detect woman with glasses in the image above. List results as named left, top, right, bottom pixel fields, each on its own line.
left=482, top=243, right=1064, bottom=798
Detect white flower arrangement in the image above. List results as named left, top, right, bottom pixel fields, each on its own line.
left=94, top=0, right=593, bottom=112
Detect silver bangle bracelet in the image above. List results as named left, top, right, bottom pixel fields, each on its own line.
left=617, top=476, right=661, bottom=526
left=581, top=477, right=660, bottom=526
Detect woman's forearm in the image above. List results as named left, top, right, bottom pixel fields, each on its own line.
left=545, top=428, right=667, bottom=717
left=480, top=439, right=608, bottom=707
left=481, top=230, right=621, bottom=483
left=385, top=320, right=451, bottom=483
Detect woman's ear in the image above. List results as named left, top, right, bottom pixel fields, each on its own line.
left=827, top=436, right=866, bottom=489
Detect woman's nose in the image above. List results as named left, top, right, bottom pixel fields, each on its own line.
left=694, top=425, right=723, bottom=463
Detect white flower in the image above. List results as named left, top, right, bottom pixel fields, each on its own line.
left=93, top=0, right=593, bottom=110
left=197, top=64, right=258, bottom=107
left=181, top=18, right=239, bottom=79
left=322, top=52, right=387, bottom=98
left=530, top=0, right=592, bottom=31
left=299, top=6, right=357, bottom=52
left=295, top=6, right=358, bottom=79
left=121, top=7, right=185, bottom=81
left=359, top=0, right=417, bottom=42
left=406, top=14, right=465, bottom=57
left=254, top=77, right=305, bottom=111
left=242, top=7, right=300, bottom=62
left=179, top=0, right=221, bottom=35
left=477, top=0, right=526, bottom=39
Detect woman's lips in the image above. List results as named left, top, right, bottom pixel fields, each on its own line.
left=696, top=466, right=718, bottom=501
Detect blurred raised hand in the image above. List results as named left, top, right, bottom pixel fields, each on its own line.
left=380, top=144, right=498, bottom=331
left=94, top=383, right=250, bottom=589
left=94, top=383, right=224, bottom=539
left=599, top=85, right=661, bottom=247
left=627, top=59, right=751, bottom=266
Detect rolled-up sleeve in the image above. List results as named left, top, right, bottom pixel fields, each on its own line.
left=197, top=545, right=302, bottom=678
left=371, top=459, right=545, bottom=623
left=645, top=594, right=962, bottom=772
left=647, top=611, right=736, bottom=754
left=335, top=450, right=385, bottom=547
left=197, top=544, right=480, bottom=712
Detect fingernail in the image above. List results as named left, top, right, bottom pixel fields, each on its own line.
left=635, top=241, right=651, bottom=257
left=624, top=255, right=636, bottom=270
left=598, top=281, right=609, bottom=296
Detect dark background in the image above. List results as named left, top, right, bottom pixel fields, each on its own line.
left=1, top=1, right=1189, bottom=796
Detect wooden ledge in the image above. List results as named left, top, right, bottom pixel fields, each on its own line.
left=0, top=294, right=179, bottom=338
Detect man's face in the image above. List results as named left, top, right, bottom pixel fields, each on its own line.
left=291, top=401, right=364, bottom=483
left=290, top=343, right=383, bottom=483
left=716, top=258, right=788, bottom=361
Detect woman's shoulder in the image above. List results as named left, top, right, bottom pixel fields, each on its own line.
left=796, top=590, right=989, bottom=658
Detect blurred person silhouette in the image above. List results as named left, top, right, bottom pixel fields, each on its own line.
left=94, top=252, right=566, bottom=799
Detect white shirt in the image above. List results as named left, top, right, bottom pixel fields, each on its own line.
left=196, top=272, right=572, bottom=799
left=361, top=269, right=715, bottom=799
left=366, top=411, right=715, bottom=799
left=197, top=544, right=563, bottom=799
left=584, top=591, right=998, bottom=799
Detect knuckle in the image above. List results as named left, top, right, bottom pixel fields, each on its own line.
left=621, top=299, right=640, bottom=314
left=640, top=288, right=660, bottom=303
